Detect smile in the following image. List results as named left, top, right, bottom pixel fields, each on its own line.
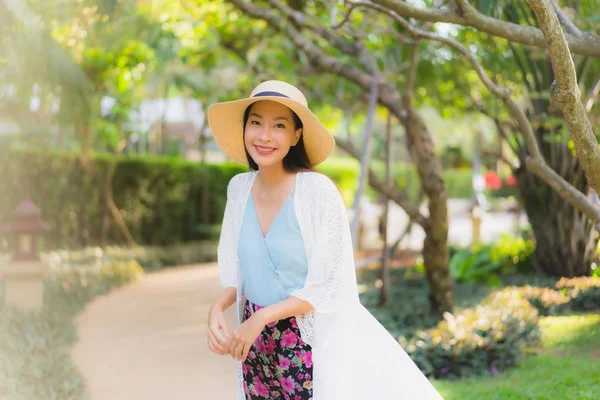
left=254, top=145, right=276, bottom=155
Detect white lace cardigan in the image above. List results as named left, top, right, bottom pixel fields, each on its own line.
left=217, top=170, right=444, bottom=400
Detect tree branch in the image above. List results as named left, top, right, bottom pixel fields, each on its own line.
left=266, top=0, right=361, bottom=56
left=584, top=75, right=600, bottom=113
left=406, top=40, right=420, bottom=97
left=527, top=0, right=600, bottom=196
left=228, top=0, right=404, bottom=116
left=336, top=138, right=428, bottom=227
left=358, top=0, right=600, bottom=229
left=551, top=0, right=583, bottom=36
left=368, top=0, right=600, bottom=57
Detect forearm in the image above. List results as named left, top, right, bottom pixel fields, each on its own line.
left=256, top=295, right=314, bottom=325
left=213, top=286, right=237, bottom=311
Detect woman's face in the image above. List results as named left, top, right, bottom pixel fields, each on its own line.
left=244, top=100, right=302, bottom=168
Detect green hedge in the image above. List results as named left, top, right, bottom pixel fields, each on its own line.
left=0, top=148, right=247, bottom=249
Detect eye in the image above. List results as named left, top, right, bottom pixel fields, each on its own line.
left=275, top=123, right=286, bottom=129
left=250, top=120, right=260, bottom=125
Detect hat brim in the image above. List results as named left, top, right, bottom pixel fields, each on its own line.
left=207, top=96, right=335, bottom=167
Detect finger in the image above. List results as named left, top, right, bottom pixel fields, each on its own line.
left=219, top=320, right=231, bottom=337
left=210, top=325, right=228, bottom=346
left=237, top=341, right=248, bottom=361
left=207, top=338, right=224, bottom=355
left=207, top=330, right=227, bottom=353
left=231, top=340, right=243, bottom=359
left=241, top=342, right=251, bottom=362
left=208, top=337, right=226, bottom=355
left=228, top=337, right=238, bottom=357
left=208, top=341, right=226, bottom=355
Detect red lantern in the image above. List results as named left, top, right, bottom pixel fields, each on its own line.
left=1, top=199, right=49, bottom=261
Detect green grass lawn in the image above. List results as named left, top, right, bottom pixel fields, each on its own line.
left=433, top=313, right=600, bottom=400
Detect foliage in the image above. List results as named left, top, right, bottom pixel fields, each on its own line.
left=403, top=289, right=540, bottom=380
left=434, top=313, right=600, bottom=400
left=0, top=253, right=143, bottom=399
left=360, top=264, right=599, bottom=382
left=449, top=235, right=535, bottom=284
left=523, top=276, right=600, bottom=315
left=359, top=269, right=440, bottom=339
left=43, top=243, right=218, bottom=274
left=44, top=260, right=144, bottom=316
left=0, top=147, right=246, bottom=249
left=0, top=305, right=84, bottom=400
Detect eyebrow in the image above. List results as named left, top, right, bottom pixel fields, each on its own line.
left=249, top=112, right=289, bottom=121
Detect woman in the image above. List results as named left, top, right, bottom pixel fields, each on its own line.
left=206, top=80, right=443, bottom=400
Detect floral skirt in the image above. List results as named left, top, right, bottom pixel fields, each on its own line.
left=242, top=298, right=313, bottom=399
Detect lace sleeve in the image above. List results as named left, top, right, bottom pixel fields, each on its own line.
left=291, top=175, right=357, bottom=314
left=217, top=176, right=238, bottom=289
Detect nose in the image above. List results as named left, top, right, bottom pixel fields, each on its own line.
left=258, top=125, right=272, bottom=142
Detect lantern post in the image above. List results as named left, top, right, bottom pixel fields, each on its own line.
left=0, top=199, right=49, bottom=311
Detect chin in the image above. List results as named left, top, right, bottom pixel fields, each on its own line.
left=254, top=158, right=285, bottom=168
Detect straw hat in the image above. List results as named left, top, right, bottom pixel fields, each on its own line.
left=207, top=80, right=335, bottom=167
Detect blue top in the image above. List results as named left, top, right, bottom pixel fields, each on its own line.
left=237, top=186, right=308, bottom=307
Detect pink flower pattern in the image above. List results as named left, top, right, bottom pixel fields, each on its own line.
left=242, top=299, right=313, bottom=399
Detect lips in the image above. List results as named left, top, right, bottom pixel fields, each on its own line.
left=254, top=145, right=276, bottom=155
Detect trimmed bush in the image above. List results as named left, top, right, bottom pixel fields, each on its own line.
left=0, top=147, right=248, bottom=250
left=402, top=289, right=540, bottom=380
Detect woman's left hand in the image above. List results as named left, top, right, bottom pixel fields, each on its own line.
left=226, top=311, right=267, bottom=361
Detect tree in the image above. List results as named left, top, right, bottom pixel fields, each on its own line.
left=228, top=0, right=454, bottom=316
left=342, top=0, right=600, bottom=276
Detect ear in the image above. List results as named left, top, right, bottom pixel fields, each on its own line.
left=293, top=128, right=302, bottom=146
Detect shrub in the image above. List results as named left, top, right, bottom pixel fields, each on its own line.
left=0, top=147, right=247, bottom=249
left=0, top=249, right=144, bottom=399
left=403, top=289, right=540, bottom=380
left=0, top=305, right=85, bottom=400
left=449, top=234, right=535, bottom=284
left=522, top=277, right=600, bottom=315
left=44, top=259, right=144, bottom=315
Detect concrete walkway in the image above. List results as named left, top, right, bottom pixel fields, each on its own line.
left=70, top=263, right=238, bottom=400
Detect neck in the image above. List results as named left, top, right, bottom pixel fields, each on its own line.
left=256, top=164, right=291, bottom=188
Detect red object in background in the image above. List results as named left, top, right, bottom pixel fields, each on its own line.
left=484, top=172, right=502, bottom=190
left=506, top=175, right=517, bottom=186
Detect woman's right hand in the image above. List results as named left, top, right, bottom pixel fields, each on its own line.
left=207, top=305, right=231, bottom=356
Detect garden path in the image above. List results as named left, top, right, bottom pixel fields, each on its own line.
left=70, top=263, right=238, bottom=400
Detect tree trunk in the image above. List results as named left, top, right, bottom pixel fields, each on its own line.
left=515, top=134, right=598, bottom=276
left=100, top=166, right=112, bottom=247
left=400, top=95, right=453, bottom=316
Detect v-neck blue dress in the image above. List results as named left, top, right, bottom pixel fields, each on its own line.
left=237, top=186, right=309, bottom=307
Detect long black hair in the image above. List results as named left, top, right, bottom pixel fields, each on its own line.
left=242, top=102, right=312, bottom=172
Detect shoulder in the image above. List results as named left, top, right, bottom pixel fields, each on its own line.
left=227, top=171, right=256, bottom=197
left=299, top=171, right=340, bottom=200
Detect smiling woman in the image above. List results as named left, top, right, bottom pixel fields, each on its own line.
left=205, top=80, right=443, bottom=400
